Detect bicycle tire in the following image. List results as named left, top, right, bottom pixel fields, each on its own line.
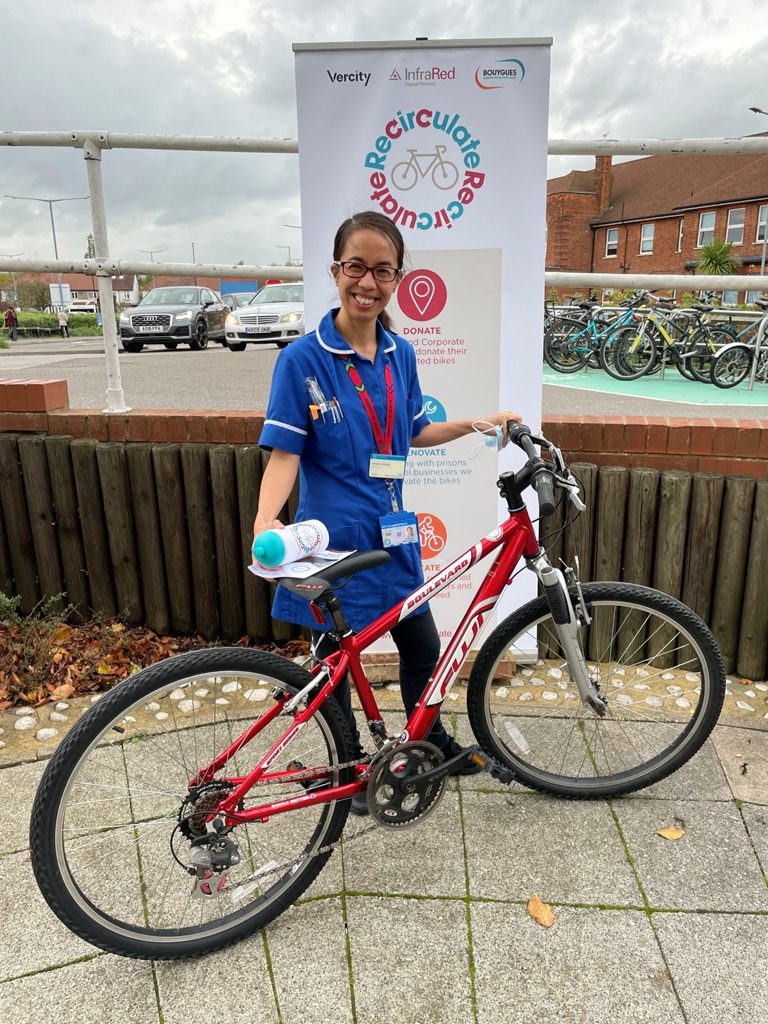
left=709, top=343, right=753, bottom=388
left=543, top=317, right=592, bottom=372
left=30, top=648, right=354, bottom=960
left=604, top=326, right=658, bottom=380
left=466, top=582, right=725, bottom=798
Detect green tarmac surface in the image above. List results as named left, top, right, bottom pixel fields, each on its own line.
left=543, top=365, right=768, bottom=407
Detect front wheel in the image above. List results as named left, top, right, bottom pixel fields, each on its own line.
left=189, top=319, right=208, bottom=350
left=30, top=648, right=354, bottom=960
left=467, top=582, right=725, bottom=798
left=543, top=317, right=591, bottom=372
left=606, top=326, right=658, bottom=380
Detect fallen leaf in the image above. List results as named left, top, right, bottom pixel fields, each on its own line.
left=50, top=624, right=73, bottom=645
left=527, top=894, right=555, bottom=928
left=97, top=660, right=114, bottom=675
left=111, top=623, right=126, bottom=633
left=656, top=827, right=685, bottom=841
left=50, top=682, right=75, bottom=700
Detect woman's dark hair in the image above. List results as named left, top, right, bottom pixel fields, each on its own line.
left=333, top=211, right=405, bottom=333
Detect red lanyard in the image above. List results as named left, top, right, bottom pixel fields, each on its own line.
left=340, top=359, right=395, bottom=455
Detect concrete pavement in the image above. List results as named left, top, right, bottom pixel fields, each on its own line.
left=1, top=685, right=766, bottom=1024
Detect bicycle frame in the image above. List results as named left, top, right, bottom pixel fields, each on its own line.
left=194, top=506, right=541, bottom=826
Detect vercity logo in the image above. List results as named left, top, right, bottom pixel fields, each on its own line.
left=326, top=69, right=371, bottom=87
left=474, top=58, right=525, bottom=89
left=363, top=108, right=487, bottom=232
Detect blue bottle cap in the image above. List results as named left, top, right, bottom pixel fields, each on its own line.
left=252, top=530, right=286, bottom=568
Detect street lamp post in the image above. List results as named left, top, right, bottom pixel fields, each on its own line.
left=139, top=248, right=165, bottom=289
left=3, top=194, right=89, bottom=307
left=749, top=107, right=768, bottom=277
left=0, top=252, right=23, bottom=303
left=276, top=244, right=291, bottom=265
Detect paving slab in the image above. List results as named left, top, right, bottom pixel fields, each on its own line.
left=613, top=797, right=768, bottom=911
left=741, top=803, right=768, bottom=878
left=0, top=851, right=98, bottom=981
left=156, top=934, right=278, bottom=1024
left=0, top=955, right=157, bottom=1024
left=266, top=897, right=353, bottom=1024
left=653, top=911, right=768, bottom=1024
left=711, top=724, right=768, bottom=804
left=345, top=895, right=473, bottom=1024
left=462, top=790, right=642, bottom=905
left=471, top=903, right=684, bottom=1024
left=0, top=759, right=45, bottom=853
left=342, top=790, right=467, bottom=897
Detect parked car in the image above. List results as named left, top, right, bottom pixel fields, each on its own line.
left=224, top=282, right=304, bottom=350
left=119, top=286, right=228, bottom=352
left=223, top=291, right=259, bottom=311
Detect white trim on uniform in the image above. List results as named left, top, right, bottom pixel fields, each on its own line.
left=263, top=419, right=308, bottom=436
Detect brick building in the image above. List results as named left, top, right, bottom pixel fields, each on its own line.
left=547, top=136, right=768, bottom=304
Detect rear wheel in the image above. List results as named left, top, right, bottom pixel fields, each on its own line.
left=163, top=342, right=178, bottom=351
left=543, top=317, right=591, bottom=372
left=227, top=341, right=247, bottom=352
left=467, top=582, right=725, bottom=798
left=276, top=341, right=291, bottom=349
left=30, top=648, right=354, bottom=960
left=710, top=344, right=753, bottom=388
left=122, top=341, right=144, bottom=353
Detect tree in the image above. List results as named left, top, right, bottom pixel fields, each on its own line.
left=16, top=280, right=51, bottom=310
left=695, top=237, right=737, bottom=276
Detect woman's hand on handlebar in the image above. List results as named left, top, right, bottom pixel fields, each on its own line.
left=483, top=410, right=523, bottom=446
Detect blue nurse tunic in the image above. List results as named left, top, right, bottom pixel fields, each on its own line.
left=258, top=308, right=431, bottom=632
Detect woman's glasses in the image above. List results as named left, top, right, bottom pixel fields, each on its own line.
left=333, top=261, right=401, bottom=283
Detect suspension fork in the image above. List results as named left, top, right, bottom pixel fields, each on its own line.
left=527, top=550, right=607, bottom=715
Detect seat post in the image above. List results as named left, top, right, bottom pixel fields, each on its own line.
left=322, top=593, right=351, bottom=634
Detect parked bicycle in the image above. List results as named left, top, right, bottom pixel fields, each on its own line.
left=30, top=425, right=726, bottom=960
left=709, top=298, right=768, bottom=388
left=543, top=296, right=643, bottom=373
left=603, top=292, right=733, bottom=382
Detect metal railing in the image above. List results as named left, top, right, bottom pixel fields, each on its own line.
left=2, top=130, right=767, bottom=410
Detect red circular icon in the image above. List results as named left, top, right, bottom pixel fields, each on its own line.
left=397, top=269, right=447, bottom=322
left=416, top=512, right=448, bottom=560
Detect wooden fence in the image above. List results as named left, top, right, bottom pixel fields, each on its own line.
left=1, top=434, right=767, bottom=678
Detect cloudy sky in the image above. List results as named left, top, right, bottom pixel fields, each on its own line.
left=2, top=0, right=766, bottom=272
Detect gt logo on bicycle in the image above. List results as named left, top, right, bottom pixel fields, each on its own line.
left=416, top=512, right=448, bottom=559
left=364, top=107, right=487, bottom=232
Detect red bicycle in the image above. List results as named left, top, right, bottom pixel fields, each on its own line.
left=30, top=426, right=726, bottom=960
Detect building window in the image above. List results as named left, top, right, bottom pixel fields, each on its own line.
left=639, top=223, right=654, bottom=254
left=697, top=211, right=716, bottom=247
left=605, top=227, right=618, bottom=258
left=757, top=204, right=767, bottom=243
left=676, top=219, right=684, bottom=253
left=746, top=290, right=763, bottom=305
left=726, top=208, right=745, bottom=245
left=721, top=290, right=738, bottom=306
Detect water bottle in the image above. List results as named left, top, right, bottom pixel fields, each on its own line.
left=252, top=519, right=330, bottom=567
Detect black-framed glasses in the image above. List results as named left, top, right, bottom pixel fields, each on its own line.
left=333, top=260, right=401, bottom=283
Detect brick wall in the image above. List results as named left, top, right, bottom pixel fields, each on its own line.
left=1, top=378, right=766, bottom=480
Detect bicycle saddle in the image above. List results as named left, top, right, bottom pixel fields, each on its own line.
left=755, top=298, right=768, bottom=310
left=278, top=550, right=391, bottom=601
left=691, top=303, right=714, bottom=312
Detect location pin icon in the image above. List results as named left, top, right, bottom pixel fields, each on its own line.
left=407, top=275, right=436, bottom=317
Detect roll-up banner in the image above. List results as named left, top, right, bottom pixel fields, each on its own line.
left=293, top=38, right=551, bottom=650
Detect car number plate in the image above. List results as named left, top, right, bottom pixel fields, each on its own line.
left=245, top=325, right=272, bottom=334
left=138, top=325, right=165, bottom=333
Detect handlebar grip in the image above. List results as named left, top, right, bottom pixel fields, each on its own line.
left=532, top=468, right=556, bottom=518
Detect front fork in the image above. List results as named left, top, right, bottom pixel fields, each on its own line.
left=527, top=550, right=607, bottom=715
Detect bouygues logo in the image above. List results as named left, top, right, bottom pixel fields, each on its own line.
left=474, top=58, right=525, bottom=90
left=397, top=269, right=447, bottom=321
left=364, top=108, right=486, bottom=232
left=417, top=512, right=448, bottom=560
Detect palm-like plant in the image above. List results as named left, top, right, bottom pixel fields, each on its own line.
left=696, top=237, right=737, bottom=275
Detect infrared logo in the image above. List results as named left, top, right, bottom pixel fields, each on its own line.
left=397, top=269, right=447, bottom=321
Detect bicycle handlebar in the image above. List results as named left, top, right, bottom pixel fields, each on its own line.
left=507, top=424, right=557, bottom=518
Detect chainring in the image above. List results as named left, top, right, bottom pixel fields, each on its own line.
left=366, top=741, right=446, bottom=829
